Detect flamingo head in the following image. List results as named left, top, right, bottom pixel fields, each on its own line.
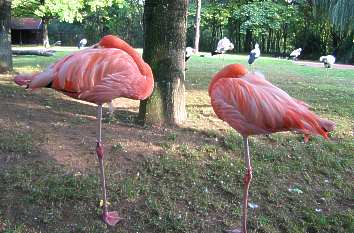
left=98, top=35, right=125, bottom=48
left=91, top=35, right=126, bottom=49
left=217, top=64, right=248, bottom=79
left=208, top=64, right=248, bottom=95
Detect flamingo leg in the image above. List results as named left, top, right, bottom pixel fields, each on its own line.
left=241, top=136, right=252, bottom=233
left=225, top=136, right=252, bottom=233
left=96, top=104, right=121, bottom=226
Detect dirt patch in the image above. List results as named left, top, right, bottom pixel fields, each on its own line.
left=0, top=73, right=222, bottom=174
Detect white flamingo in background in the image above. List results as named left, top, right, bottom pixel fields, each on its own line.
left=211, top=37, right=234, bottom=67
left=211, top=37, right=234, bottom=56
left=290, top=48, right=302, bottom=60
left=320, top=55, right=336, bottom=68
left=320, top=55, right=336, bottom=78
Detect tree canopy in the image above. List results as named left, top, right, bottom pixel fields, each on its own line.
left=11, top=0, right=354, bottom=63
left=12, top=0, right=84, bottom=22
left=313, top=0, right=354, bottom=32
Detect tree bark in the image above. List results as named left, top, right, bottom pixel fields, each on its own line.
left=236, top=22, right=241, bottom=52
left=283, top=23, right=288, bottom=55
left=276, top=32, right=281, bottom=54
left=194, top=0, right=201, bottom=52
left=42, top=18, right=50, bottom=48
left=0, top=0, right=12, bottom=73
left=244, top=29, right=252, bottom=52
left=39, top=0, right=49, bottom=47
left=139, top=0, right=188, bottom=126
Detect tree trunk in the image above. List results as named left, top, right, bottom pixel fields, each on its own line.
left=193, top=0, right=201, bottom=52
left=211, top=17, right=217, bottom=50
left=0, top=0, right=12, bottom=73
left=267, top=29, right=272, bottom=53
left=283, top=23, right=288, bottom=55
left=244, top=29, right=252, bottom=52
left=276, top=32, right=281, bottom=54
left=139, top=0, right=188, bottom=126
left=236, top=22, right=241, bottom=52
left=42, top=18, right=50, bottom=48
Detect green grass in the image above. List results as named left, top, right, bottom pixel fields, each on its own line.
left=0, top=49, right=353, bottom=233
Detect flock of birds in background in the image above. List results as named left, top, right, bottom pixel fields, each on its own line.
left=186, top=37, right=336, bottom=69
left=14, top=35, right=336, bottom=233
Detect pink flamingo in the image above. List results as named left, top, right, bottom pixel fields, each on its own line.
left=208, top=64, right=335, bottom=233
left=14, top=35, right=154, bottom=226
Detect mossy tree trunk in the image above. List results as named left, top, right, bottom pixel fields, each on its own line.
left=139, top=0, right=188, bottom=126
left=0, top=0, right=12, bottom=73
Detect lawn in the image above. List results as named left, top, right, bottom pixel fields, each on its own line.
left=0, top=48, right=353, bottom=233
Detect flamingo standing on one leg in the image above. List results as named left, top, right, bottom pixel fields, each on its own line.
left=208, top=64, right=335, bottom=233
left=14, top=35, right=154, bottom=226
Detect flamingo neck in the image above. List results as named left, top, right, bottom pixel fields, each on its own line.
left=99, top=36, right=154, bottom=99
left=99, top=36, right=153, bottom=78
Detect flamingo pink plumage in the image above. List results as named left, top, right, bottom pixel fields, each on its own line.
left=14, top=35, right=154, bottom=226
left=209, top=64, right=335, bottom=233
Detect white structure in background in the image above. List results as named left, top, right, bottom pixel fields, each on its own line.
left=78, top=38, right=88, bottom=49
left=290, top=48, right=302, bottom=60
left=211, top=37, right=234, bottom=56
left=320, top=55, right=336, bottom=68
left=108, top=101, right=114, bottom=116
left=248, top=43, right=260, bottom=65
left=185, top=47, right=195, bottom=61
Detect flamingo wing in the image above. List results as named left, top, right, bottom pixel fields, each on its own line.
left=210, top=72, right=328, bottom=137
left=79, top=63, right=151, bottom=103
left=49, top=48, right=151, bottom=103
left=17, top=48, right=153, bottom=105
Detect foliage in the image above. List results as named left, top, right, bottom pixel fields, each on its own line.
left=11, top=0, right=354, bottom=63
left=103, top=0, right=144, bottom=46
left=12, top=0, right=84, bottom=22
left=232, top=1, right=297, bottom=37
left=11, top=0, right=124, bottom=25
left=313, top=0, right=354, bottom=32
left=79, top=0, right=141, bottom=46
left=186, top=0, right=353, bottom=63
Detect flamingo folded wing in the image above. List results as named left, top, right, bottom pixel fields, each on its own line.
left=210, top=72, right=331, bottom=137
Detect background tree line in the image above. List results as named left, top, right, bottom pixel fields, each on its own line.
left=9, top=0, right=353, bottom=64
left=188, top=0, right=353, bottom=63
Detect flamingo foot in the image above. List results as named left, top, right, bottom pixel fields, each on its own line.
left=102, top=211, right=121, bottom=226
left=224, top=229, right=242, bottom=233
